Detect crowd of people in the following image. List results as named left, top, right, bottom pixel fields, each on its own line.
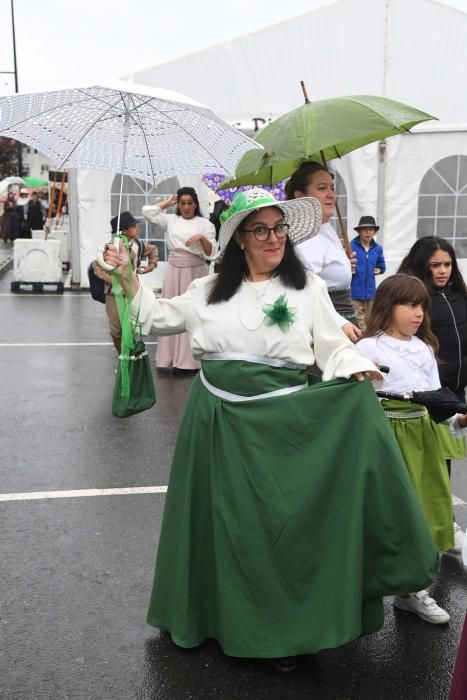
left=1, top=188, right=47, bottom=243
left=94, top=161, right=467, bottom=672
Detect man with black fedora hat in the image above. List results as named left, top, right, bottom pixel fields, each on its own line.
left=93, top=210, right=158, bottom=354
left=350, top=215, right=386, bottom=330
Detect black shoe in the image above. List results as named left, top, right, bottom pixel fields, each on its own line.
left=268, top=656, right=297, bottom=673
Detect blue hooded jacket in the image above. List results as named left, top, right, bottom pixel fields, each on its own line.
left=350, top=237, right=386, bottom=301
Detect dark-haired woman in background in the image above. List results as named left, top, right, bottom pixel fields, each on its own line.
left=285, top=161, right=361, bottom=342
left=105, top=188, right=438, bottom=672
left=143, top=187, right=217, bottom=373
left=399, top=236, right=467, bottom=552
left=1, top=192, right=20, bottom=243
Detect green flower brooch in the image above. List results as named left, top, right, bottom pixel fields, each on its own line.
left=263, top=294, right=297, bottom=331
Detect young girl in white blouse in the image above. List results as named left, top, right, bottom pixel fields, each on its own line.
left=358, top=274, right=467, bottom=626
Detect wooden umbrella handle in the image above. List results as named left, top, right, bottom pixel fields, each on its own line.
left=335, top=199, right=352, bottom=257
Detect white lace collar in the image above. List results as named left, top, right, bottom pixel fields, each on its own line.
left=377, top=334, right=422, bottom=353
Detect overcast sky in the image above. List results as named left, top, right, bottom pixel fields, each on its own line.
left=0, top=0, right=466, bottom=94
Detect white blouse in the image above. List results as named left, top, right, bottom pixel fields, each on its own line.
left=357, top=334, right=466, bottom=436
left=295, top=223, right=352, bottom=292
left=142, top=204, right=218, bottom=261
left=357, top=334, right=440, bottom=393
left=131, top=271, right=377, bottom=382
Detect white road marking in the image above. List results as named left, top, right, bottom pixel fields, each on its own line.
left=1, top=488, right=466, bottom=506
left=0, top=293, right=87, bottom=297
left=0, top=342, right=158, bottom=347
left=453, top=495, right=466, bottom=506
left=0, top=485, right=168, bottom=502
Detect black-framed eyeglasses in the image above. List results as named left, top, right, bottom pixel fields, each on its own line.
left=240, top=223, right=289, bottom=241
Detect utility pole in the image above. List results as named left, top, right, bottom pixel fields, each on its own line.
left=0, top=1, right=22, bottom=176
left=10, top=0, right=18, bottom=93
left=10, top=0, right=22, bottom=176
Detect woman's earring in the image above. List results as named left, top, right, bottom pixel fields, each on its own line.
left=240, top=243, right=245, bottom=251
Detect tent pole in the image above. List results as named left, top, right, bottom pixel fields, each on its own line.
left=377, top=139, right=387, bottom=247
left=67, top=168, right=81, bottom=286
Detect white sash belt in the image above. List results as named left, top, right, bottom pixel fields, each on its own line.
left=384, top=408, right=428, bottom=419
left=199, top=369, right=308, bottom=403
left=201, top=352, right=307, bottom=370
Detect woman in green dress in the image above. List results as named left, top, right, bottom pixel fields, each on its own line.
left=104, top=189, right=439, bottom=672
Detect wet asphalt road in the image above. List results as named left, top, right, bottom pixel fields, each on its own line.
left=1, top=267, right=467, bottom=700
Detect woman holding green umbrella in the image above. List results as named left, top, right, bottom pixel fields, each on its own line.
left=286, top=160, right=360, bottom=341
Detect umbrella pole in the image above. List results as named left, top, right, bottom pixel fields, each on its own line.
left=116, top=110, right=130, bottom=236
left=300, top=80, right=310, bottom=104
left=320, top=150, right=352, bottom=257
left=335, top=200, right=352, bottom=257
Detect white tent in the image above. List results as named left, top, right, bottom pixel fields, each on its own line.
left=74, top=0, right=467, bottom=285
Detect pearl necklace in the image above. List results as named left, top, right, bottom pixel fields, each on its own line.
left=239, top=277, right=274, bottom=331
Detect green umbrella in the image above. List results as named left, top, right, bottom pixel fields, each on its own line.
left=24, top=176, right=49, bottom=188
left=221, top=92, right=436, bottom=188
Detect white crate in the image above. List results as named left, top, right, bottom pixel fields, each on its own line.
left=31, top=229, right=46, bottom=239
left=14, top=239, right=62, bottom=282
left=47, top=228, right=70, bottom=264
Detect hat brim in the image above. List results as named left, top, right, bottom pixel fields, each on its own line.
left=218, top=197, right=322, bottom=253
left=354, top=225, right=379, bottom=232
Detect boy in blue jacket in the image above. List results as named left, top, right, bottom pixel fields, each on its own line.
left=350, top=216, right=386, bottom=330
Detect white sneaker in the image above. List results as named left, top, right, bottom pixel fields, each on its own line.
left=452, top=522, right=465, bottom=554
left=393, top=590, right=450, bottom=624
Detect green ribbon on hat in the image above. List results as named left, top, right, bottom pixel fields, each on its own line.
left=219, top=190, right=279, bottom=224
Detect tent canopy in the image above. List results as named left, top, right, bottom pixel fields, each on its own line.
left=127, top=0, right=467, bottom=127
left=76, top=0, right=467, bottom=286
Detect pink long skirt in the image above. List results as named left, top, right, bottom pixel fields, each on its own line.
left=156, top=251, right=208, bottom=370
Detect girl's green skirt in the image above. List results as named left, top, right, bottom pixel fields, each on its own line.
left=382, top=400, right=454, bottom=552
left=147, top=360, right=439, bottom=658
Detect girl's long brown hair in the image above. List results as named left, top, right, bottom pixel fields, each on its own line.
left=361, top=274, right=439, bottom=353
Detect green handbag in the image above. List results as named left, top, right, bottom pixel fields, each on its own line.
left=112, top=338, right=156, bottom=418
left=110, top=235, right=156, bottom=418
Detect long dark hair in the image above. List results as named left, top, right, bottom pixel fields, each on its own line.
left=175, top=187, right=201, bottom=217
left=398, top=236, right=467, bottom=295
left=285, top=160, right=332, bottom=200
left=361, top=274, right=439, bottom=353
left=207, top=219, right=307, bottom=304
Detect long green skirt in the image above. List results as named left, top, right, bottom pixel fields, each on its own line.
left=382, top=400, right=454, bottom=552
left=147, top=361, right=439, bottom=658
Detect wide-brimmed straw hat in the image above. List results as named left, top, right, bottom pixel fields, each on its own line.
left=218, top=188, right=322, bottom=253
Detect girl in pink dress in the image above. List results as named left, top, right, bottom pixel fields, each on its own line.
left=143, top=187, right=218, bottom=373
